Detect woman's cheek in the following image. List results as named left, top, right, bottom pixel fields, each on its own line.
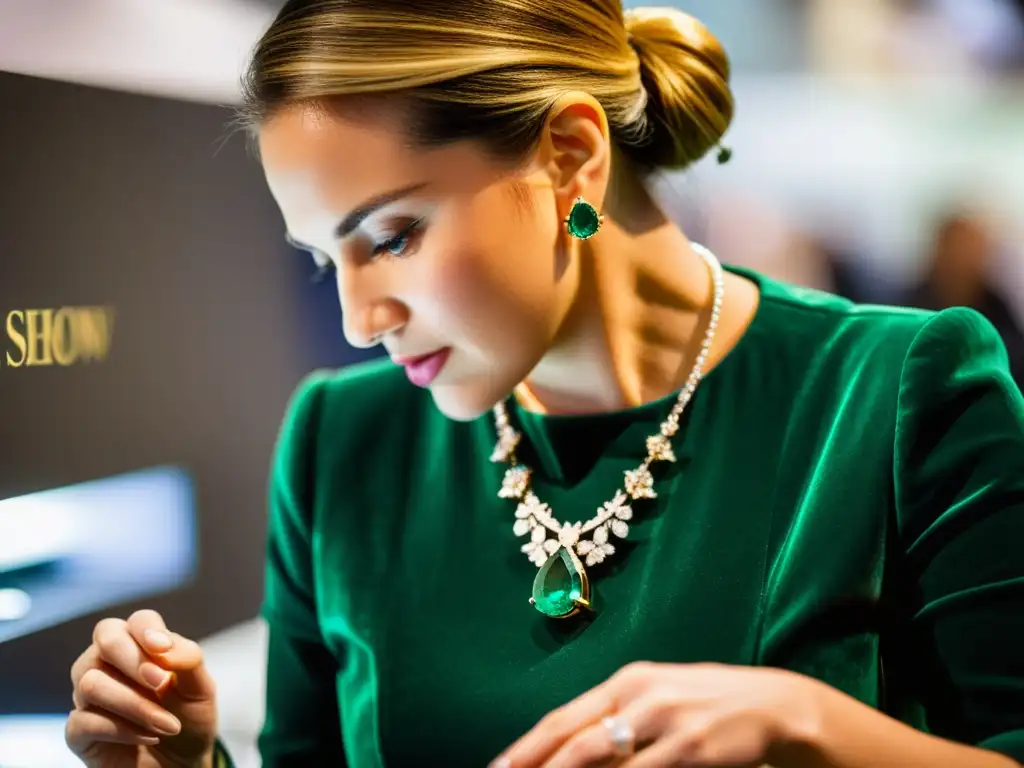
left=427, top=245, right=515, bottom=339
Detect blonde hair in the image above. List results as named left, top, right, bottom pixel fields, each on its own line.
left=240, top=0, right=733, bottom=172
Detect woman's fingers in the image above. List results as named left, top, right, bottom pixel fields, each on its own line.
left=124, top=611, right=213, bottom=699
left=77, top=664, right=181, bottom=736
left=87, top=617, right=165, bottom=692
left=64, top=708, right=162, bottom=752
left=67, top=611, right=219, bottom=766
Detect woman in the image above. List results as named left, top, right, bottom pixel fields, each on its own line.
left=64, top=1, right=1024, bottom=766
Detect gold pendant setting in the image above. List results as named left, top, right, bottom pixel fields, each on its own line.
left=529, top=547, right=591, bottom=618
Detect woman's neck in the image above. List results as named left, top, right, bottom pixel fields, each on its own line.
left=517, top=194, right=758, bottom=416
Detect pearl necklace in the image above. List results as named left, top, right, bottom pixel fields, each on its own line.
left=490, top=244, right=724, bottom=618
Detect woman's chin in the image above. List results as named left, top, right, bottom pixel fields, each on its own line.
left=428, top=381, right=509, bottom=422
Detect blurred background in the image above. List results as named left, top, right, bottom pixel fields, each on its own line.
left=1, top=0, right=1022, bottom=765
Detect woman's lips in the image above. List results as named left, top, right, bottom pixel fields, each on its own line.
left=393, top=348, right=451, bottom=387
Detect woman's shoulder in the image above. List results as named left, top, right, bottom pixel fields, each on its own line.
left=740, top=266, right=992, bottom=364
left=727, top=267, right=1016, bottom=408
left=274, top=357, right=433, bottom=464
left=305, top=355, right=413, bottom=409
left=752, top=267, right=931, bottom=333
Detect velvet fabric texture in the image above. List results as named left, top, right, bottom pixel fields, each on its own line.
left=243, top=268, right=1024, bottom=767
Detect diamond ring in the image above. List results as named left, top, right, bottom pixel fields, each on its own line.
left=602, top=715, right=635, bottom=757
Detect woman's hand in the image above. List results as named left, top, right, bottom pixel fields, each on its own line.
left=66, top=609, right=218, bottom=768
left=491, top=661, right=825, bottom=768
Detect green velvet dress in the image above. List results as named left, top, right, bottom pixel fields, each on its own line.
left=237, top=267, right=1024, bottom=767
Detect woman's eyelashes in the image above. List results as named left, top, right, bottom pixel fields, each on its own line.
left=301, top=217, right=427, bottom=282
left=369, top=217, right=426, bottom=260
left=311, top=262, right=333, bottom=284
left=308, top=250, right=335, bottom=283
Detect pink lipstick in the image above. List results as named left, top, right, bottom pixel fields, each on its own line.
left=393, top=348, right=451, bottom=388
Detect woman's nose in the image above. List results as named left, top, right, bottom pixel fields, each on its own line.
left=343, top=298, right=408, bottom=349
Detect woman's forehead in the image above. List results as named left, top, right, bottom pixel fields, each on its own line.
left=260, top=106, right=409, bottom=182
left=260, top=104, right=509, bottom=206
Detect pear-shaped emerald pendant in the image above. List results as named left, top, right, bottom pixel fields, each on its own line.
left=531, top=547, right=591, bottom=618
left=565, top=197, right=603, bottom=240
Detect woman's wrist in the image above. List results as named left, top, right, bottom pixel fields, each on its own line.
left=201, top=739, right=228, bottom=768
left=762, top=672, right=832, bottom=767
left=768, top=676, right=1021, bottom=768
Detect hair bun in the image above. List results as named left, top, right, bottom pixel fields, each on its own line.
left=623, top=7, right=734, bottom=171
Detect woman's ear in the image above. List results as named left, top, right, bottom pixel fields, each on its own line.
left=539, top=93, right=612, bottom=214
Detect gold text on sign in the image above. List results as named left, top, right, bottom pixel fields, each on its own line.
left=4, top=307, right=116, bottom=368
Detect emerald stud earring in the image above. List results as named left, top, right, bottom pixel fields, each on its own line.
left=564, top=196, right=604, bottom=240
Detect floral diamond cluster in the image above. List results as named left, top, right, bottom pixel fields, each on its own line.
left=514, top=494, right=560, bottom=566
left=514, top=491, right=634, bottom=568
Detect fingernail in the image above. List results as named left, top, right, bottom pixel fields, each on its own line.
left=150, top=710, right=181, bottom=736
left=489, top=758, right=511, bottom=768
left=140, top=663, right=171, bottom=690
left=144, top=629, right=172, bottom=651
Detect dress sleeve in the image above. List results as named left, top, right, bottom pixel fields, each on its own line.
left=892, top=307, right=1024, bottom=760
left=256, top=373, right=348, bottom=766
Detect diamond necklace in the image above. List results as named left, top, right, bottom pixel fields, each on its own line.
left=490, top=243, right=724, bottom=619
